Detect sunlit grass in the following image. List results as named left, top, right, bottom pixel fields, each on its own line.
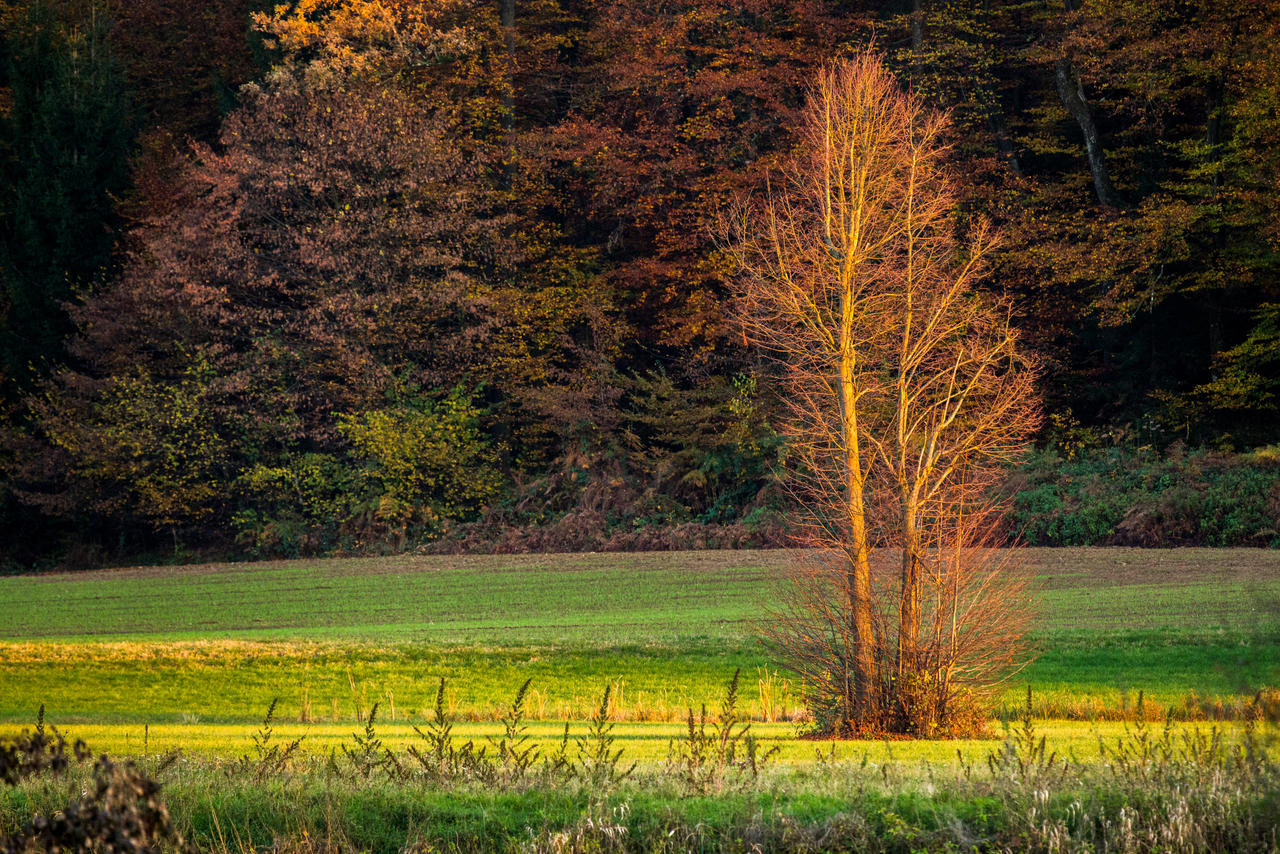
left=0, top=548, right=1276, bottom=742
left=2, top=634, right=1277, bottom=727
left=1, top=718, right=1258, bottom=766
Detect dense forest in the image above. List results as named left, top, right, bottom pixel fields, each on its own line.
left=2, top=0, right=1278, bottom=567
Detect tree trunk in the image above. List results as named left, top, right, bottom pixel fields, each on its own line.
left=897, top=498, right=920, bottom=676
left=840, top=350, right=877, bottom=729
left=911, top=0, right=924, bottom=54
left=1054, top=58, right=1123, bottom=208
left=988, top=112, right=1023, bottom=177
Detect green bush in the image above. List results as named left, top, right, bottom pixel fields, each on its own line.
left=40, top=360, right=230, bottom=530
left=1008, top=445, right=1280, bottom=547
left=232, top=452, right=362, bottom=556
left=231, top=391, right=502, bottom=557
left=338, top=390, right=501, bottom=529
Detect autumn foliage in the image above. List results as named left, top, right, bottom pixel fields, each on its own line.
left=1, top=0, right=1279, bottom=564
left=730, top=55, right=1038, bottom=735
left=14, top=23, right=516, bottom=550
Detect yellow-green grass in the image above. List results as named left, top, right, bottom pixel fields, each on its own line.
left=0, top=633, right=1274, bottom=728
left=0, top=548, right=1277, bottom=744
left=1, top=718, right=1258, bottom=766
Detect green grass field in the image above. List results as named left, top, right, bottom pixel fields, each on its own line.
left=1, top=548, right=1277, bottom=760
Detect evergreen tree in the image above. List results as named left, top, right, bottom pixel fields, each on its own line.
left=0, top=0, right=132, bottom=395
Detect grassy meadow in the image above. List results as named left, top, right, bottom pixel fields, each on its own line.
left=2, top=548, right=1279, bottom=852
left=1, top=548, right=1277, bottom=755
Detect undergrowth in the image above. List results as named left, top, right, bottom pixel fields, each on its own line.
left=1009, top=445, right=1280, bottom=547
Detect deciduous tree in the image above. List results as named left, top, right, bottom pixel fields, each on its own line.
left=730, top=54, right=1038, bottom=735
left=9, top=32, right=510, bottom=544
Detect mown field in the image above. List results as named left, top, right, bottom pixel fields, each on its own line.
left=1, top=548, right=1278, bottom=760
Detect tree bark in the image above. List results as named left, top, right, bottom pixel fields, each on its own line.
left=897, top=500, right=920, bottom=675
left=911, top=0, right=924, bottom=54
left=840, top=334, right=877, bottom=729
left=1054, top=58, right=1123, bottom=208
left=988, top=112, right=1023, bottom=177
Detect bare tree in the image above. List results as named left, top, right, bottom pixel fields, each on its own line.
left=728, top=54, right=1038, bottom=736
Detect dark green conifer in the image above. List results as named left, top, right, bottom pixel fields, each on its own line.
left=0, top=1, right=132, bottom=395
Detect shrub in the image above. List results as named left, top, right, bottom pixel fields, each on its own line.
left=230, top=390, right=502, bottom=557
left=1, top=721, right=187, bottom=854
left=339, top=390, right=501, bottom=532
left=34, top=360, right=229, bottom=532
left=232, top=453, right=362, bottom=556
left=1007, top=445, right=1280, bottom=547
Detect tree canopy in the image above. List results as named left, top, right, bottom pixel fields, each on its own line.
left=1, top=0, right=1278, bottom=564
